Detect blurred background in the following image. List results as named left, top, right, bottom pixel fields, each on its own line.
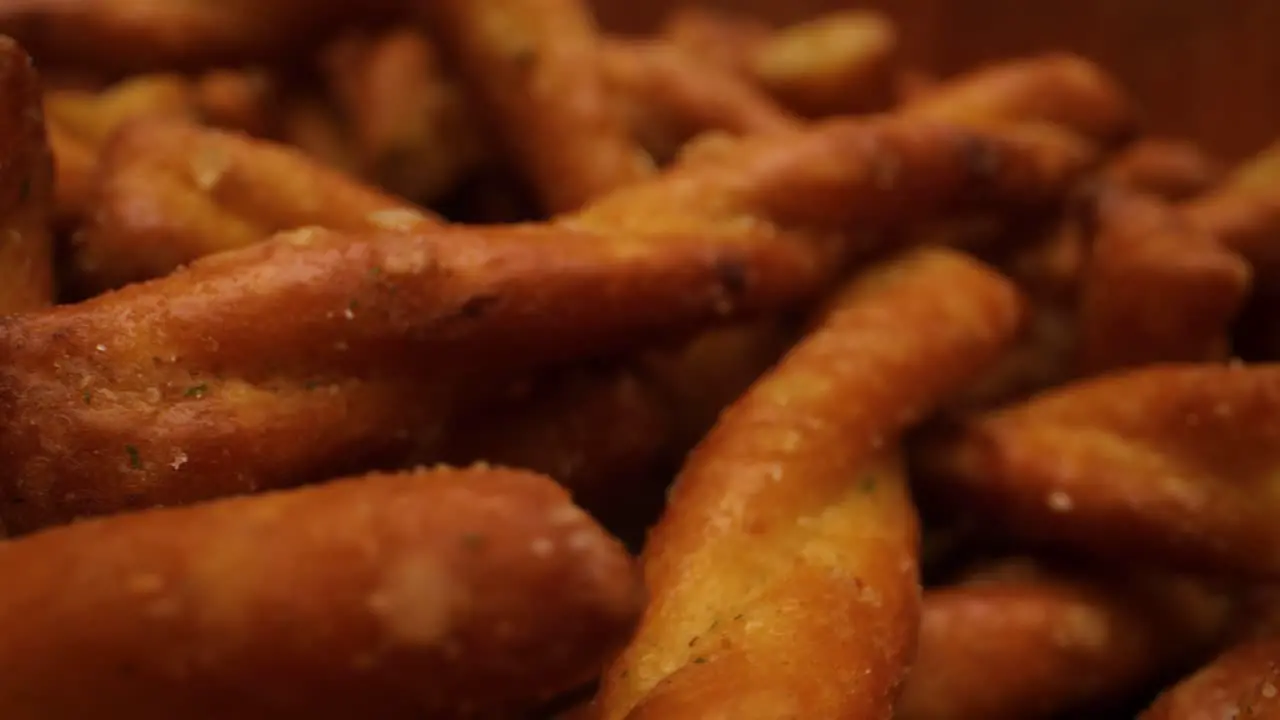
left=594, top=0, right=1280, bottom=160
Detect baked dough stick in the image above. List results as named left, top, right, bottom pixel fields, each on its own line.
left=1101, top=137, right=1224, bottom=201
left=663, top=9, right=899, bottom=118
left=0, top=222, right=830, bottom=533
left=0, top=466, right=644, bottom=720
left=1077, top=190, right=1251, bottom=374
left=1185, top=139, right=1280, bottom=287
left=898, top=564, right=1233, bottom=720
left=320, top=27, right=486, bottom=205
left=45, top=74, right=195, bottom=227
left=571, top=116, right=1097, bottom=239
left=1142, top=637, right=1280, bottom=720
left=595, top=247, right=1024, bottom=720
left=73, top=118, right=440, bottom=294
left=0, top=37, right=54, bottom=313
left=601, top=38, right=800, bottom=163
left=919, top=363, right=1280, bottom=579
left=900, top=53, right=1134, bottom=143
left=418, top=0, right=653, bottom=214
left=0, top=0, right=398, bottom=75
left=440, top=363, right=673, bottom=526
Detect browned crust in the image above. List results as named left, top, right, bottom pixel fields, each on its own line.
left=919, top=363, right=1280, bottom=578
left=899, top=569, right=1233, bottom=720
left=419, top=0, right=653, bottom=213
left=596, top=247, right=1024, bottom=720
left=1077, top=190, right=1251, bottom=373
left=0, top=221, right=829, bottom=533
left=901, top=53, right=1135, bottom=142
left=0, top=36, right=54, bottom=312
left=74, top=118, right=439, bottom=293
left=0, top=465, right=644, bottom=719
left=1142, top=637, right=1280, bottom=720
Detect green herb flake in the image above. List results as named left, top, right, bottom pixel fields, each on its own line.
left=183, top=383, right=208, bottom=398
left=692, top=656, right=707, bottom=664
left=125, top=445, right=142, bottom=469
left=82, top=390, right=92, bottom=405
left=859, top=475, right=877, bottom=494
left=368, top=266, right=382, bottom=279
left=348, top=299, right=359, bottom=311
left=461, top=532, right=486, bottom=550
left=18, top=177, right=30, bottom=201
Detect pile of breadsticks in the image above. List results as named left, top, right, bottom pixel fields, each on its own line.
left=0, top=0, right=1276, bottom=718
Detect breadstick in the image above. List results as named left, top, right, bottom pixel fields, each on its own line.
left=919, top=363, right=1280, bottom=578
left=596, top=247, right=1024, bottom=719
left=0, top=37, right=54, bottom=313
left=0, top=221, right=829, bottom=532
left=1142, top=636, right=1280, bottom=720
left=0, top=466, right=643, bottom=719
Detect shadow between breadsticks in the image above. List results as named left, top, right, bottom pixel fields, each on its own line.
left=0, top=465, right=643, bottom=720
left=594, top=247, right=1024, bottom=720
left=0, top=37, right=55, bottom=313
left=917, top=363, right=1280, bottom=579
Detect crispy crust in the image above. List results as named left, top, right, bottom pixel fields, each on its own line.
left=75, top=118, right=438, bottom=292
left=1142, top=637, right=1280, bottom=720
left=595, top=247, right=1024, bottom=720
left=919, top=363, right=1280, bottom=578
left=602, top=38, right=799, bottom=162
left=1078, top=190, right=1251, bottom=373
left=751, top=10, right=898, bottom=117
left=901, top=53, right=1135, bottom=142
left=1102, top=138, right=1225, bottom=201
left=0, top=222, right=830, bottom=533
left=0, top=37, right=54, bottom=312
left=899, top=568, right=1233, bottom=720
left=0, top=466, right=644, bottom=719
left=1186, top=140, right=1280, bottom=287
left=571, top=115, right=1097, bottom=237
left=0, top=0, right=397, bottom=73
left=419, top=0, right=652, bottom=213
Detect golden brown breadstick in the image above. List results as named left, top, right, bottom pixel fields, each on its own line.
left=572, top=116, right=1097, bottom=237
left=0, top=465, right=644, bottom=719
left=74, top=118, right=438, bottom=293
left=419, top=0, right=653, bottom=213
left=596, top=247, right=1024, bottom=719
left=602, top=38, right=800, bottom=162
left=750, top=10, right=898, bottom=117
left=664, top=8, right=898, bottom=118
left=1078, top=190, right=1251, bottom=373
left=0, top=221, right=830, bottom=533
left=1142, top=637, right=1280, bottom=720
left=321, top=27, right=486, bottom=203
left=661, top=6, right=770, bottom=77
left=1102, top=137, right=1225, bottom=201
left=919, top=363, right=1280, bottom=578
left=901, top=53, right=1134, bottom=142
left=898, top=564, right=1233, bottom=720
left=0, top=0, right=397, bottom=73
left=44, top=74, right=195, bottom=225
left=1185, top=139, right=1280, bottom=286
left=192, top=68, right=278, bottom=138
left=0, top=37, right=54, bottom=313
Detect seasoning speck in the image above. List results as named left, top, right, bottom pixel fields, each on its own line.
left=183, top=384, right=208, bottom=398
left=125, top=445, right=142, bottom=469
left=461, top=533, right=486, bottom=550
